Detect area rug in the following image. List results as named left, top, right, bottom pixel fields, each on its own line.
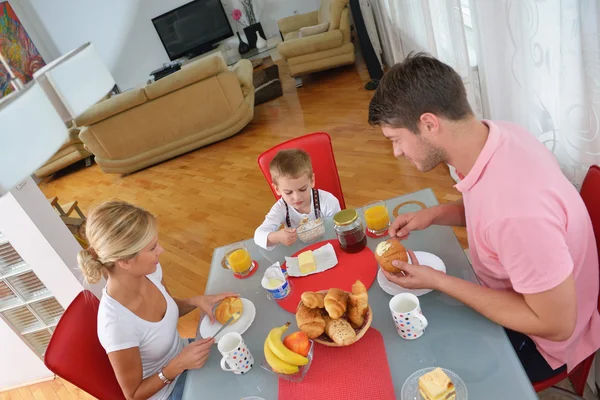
left=253, top=64, right=283, bottom=105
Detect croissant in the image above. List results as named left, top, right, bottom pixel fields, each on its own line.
left=348, top=280, right=369, bottom=328
left=325, top=316, right=357, bottom=346
left=324, top=288, right=348, bottom=319
left=296, top=304, right=326, bottom=339
left=301, top=291, right=326, bottom=309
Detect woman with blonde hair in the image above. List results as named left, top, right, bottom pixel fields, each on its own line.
left=78, top=201, right=236, bottom=400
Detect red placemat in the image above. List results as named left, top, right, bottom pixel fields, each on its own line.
left=277, top=240, right=378, bottom=313
left=278, top=328, right=395, bottom=400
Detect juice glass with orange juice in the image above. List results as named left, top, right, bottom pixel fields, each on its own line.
left=364, top=200, right=390, bottom=236
left=221, top=243, right=256, bottom=279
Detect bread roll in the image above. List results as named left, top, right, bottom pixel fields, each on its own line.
left=348, top=280, right=369, bottom=328
left=324, top=288, right=348, bottom=319
left=375, top=238, right=409, bottom=273
left=325, top=316, right=357, bottom=346
left=296, top=304, right=326, bottom=339
left=215, top=297, right=243, bottom=325
left=301, top=291, right=326, bottom=309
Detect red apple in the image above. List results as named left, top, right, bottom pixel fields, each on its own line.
left=283, top=331, right=310, bottom=357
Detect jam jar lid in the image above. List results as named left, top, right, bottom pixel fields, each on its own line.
left=333, top=209, right=358, bottom=226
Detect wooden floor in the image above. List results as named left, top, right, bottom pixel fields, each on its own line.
left=1, top=55, right=467, bottom=399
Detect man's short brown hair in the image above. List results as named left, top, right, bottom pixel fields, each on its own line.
left=269, top=149, right=313, bottom=184
left=368, top=52, right=473, bottom=133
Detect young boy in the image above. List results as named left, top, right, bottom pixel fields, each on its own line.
left=254, top=149, right=341, bottom=250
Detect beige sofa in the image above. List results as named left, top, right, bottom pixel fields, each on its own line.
left=277, top=0, right=355, bottom=78
left=35, top=126, right=92, bottom=177
left=75, top=56, right=254, bottom=174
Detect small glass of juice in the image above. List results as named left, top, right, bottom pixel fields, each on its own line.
left=363, top=200, right=390, bottom=236
left=221, top=243, right=257, bottom=279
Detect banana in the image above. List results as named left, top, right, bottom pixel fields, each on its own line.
left=267, top=322, right=309, bottom=366
left=264, top=339, right=299, bottom=375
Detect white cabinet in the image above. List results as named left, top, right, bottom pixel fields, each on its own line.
left=0, top=177, right=104, bottom=390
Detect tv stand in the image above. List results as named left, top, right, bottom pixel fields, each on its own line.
left=186, top=43, right=219, bottom=60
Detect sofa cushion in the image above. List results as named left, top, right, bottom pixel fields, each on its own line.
left=75, top=88, right=147, bottom=126
left=299, top=22, right=330, bottom=38
left=318, top=0, right=330, bottom=25
left=284, top=31, right=300, bottom=41
left=329, top=0, right=348, bottom=30
left=145, top=55, right=228, bottom=100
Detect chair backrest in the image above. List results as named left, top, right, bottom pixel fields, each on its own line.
left=45, top=290, right=126, bottom=400
left=580, top=164, right=600, bottom=312
left=257, top=132, right=346, bottom=209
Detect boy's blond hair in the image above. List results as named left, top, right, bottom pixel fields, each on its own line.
left=269, top=149, right=313, bottom=184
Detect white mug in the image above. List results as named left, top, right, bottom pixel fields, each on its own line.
left=218, top=332, right=254, bottom=374
left=389, top=293, right=428, bottom=340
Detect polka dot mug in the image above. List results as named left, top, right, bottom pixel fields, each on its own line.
left=217, top=332, right=254, bottom=374
left=389, top=293, right=428, bottom=340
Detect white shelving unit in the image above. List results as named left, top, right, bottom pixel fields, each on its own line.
left=0, top=245, right=64, bottom=359
left=0, top=177, right=104, bottom=391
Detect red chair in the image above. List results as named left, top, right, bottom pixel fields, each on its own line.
left=533, top=165, right=600, bottom=396
left=45, top=290, right=125, bottom=400
left=257, top=132, right=346, bottom=209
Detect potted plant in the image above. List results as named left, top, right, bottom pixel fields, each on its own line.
left=231, top=8, right=251, bottom=54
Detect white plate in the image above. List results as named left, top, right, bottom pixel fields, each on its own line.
left=377, top=251, right=446, bottom=296
left=401, top=367, right=468, bottom=400
left=198, top=298, right=256, bottom=343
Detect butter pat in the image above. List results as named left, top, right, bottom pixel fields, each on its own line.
left=298, top=250, right=317, bottom=275
left=376, top=241, right=391, bottom=256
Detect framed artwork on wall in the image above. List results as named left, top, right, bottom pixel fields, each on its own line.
left=0, top=1, right=46, bottom=98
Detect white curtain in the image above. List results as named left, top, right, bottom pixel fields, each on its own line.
left=372, top=0, right=482, bottom=119
left=470, top=0, right=600, bottom=187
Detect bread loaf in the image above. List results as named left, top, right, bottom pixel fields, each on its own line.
left=301, top=291, right=326, bottom=309
left=348, top=280, right=368, bottom=328
left=324, top=288, right=348, bottom=319
left=215, top=297, right=243, bottom=325
left=375, top=238, right=409, bottom=273
left=325, top=316, right=357, bottom=346
left=296, top=304, right=326, bottom=339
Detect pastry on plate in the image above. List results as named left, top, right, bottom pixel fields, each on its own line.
left=324, top=288, right=348, bottom=319
left=214, top=297, right=243, bottom=325
left=296, top=304, right=326, bottom=339
left=348, top=280, right=368, bottom=328
left=375, top=238, right=409, bottom=273
left=301, top=291, right=326, bottom=309
left=418, top=368, right=456, bottom=400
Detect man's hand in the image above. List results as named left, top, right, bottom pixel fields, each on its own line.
left=389, top=209, right=436, bottom=239
left=382, top=250, right=444, bottom=289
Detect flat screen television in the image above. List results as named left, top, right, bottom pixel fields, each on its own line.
left=152, top=0, right=233, bottom=61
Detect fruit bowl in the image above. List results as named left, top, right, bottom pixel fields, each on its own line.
left=261, top=340, right=314, bottom=382
left=297, top=290, right=373, bottom=347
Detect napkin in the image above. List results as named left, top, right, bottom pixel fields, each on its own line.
left=285, top=243, right=338, bottom=277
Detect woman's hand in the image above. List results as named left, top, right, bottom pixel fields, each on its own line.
left=382, top=250, right=445, bottom=290
left=168, top=338, right=215, bottom=374
left=190, top=292, right=239, bottom=324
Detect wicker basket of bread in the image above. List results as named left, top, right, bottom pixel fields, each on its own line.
left=295, top=280, right=372, bottom=347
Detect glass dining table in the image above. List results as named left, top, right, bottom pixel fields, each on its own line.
left=182, top=188, right=538, bottom=399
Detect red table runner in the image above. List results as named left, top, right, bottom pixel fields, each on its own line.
left=276, top=240, right=378, bottom=313
left=278, top=328, right=395, bottom=400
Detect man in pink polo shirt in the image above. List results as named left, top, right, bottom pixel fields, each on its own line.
left=368, top=53, right=600, bottom=383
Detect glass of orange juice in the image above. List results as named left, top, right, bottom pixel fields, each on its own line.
left=221, top=243, right=256, bottom=279
left=364, top=200, right=390, bottom=236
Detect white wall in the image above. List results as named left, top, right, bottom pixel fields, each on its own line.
left=23, top=0, right=319, bottom=90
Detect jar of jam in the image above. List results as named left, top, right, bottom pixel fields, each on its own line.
left=333, top=209, right=367, bottom=253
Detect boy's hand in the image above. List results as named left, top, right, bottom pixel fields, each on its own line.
left=277, top=228, right=298, bottom=246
